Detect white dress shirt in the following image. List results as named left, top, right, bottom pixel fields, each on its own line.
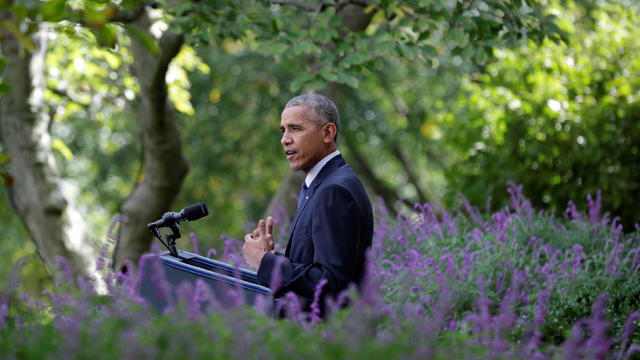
left=304, top=150, right=341, bottom=187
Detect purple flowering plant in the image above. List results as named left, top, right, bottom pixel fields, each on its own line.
left=0, top=184, right=639, bottom=359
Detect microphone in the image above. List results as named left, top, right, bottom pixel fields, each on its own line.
left=148, top=203, right=209, bottom=229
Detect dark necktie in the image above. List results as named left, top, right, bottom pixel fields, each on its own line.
left=297, top=182, right=308, bottom=210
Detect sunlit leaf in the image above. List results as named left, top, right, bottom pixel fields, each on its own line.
left=51, top=139, right=73, bottom=160
left=209, top=88, right=221, bottom=103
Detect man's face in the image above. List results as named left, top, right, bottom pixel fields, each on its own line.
left=280, top=105, right=329, bottom=173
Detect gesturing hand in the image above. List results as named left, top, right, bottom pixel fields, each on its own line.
left=242, top=216, right=274, bottom=268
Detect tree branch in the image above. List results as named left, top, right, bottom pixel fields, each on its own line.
left=157, top=31, right=185, bottom=76
left=47, top=87, right=90, bottom=108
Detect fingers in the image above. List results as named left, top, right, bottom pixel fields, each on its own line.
left=258, top=219, right=266, bottom=239
left=248, top=218, right=275, bottom=251
left=266, top=216, right=273, bottom=236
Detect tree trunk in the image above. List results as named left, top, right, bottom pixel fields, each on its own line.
left=0, top=22, right=95, bottom=283
left=112, top=10, right=188, bottom=273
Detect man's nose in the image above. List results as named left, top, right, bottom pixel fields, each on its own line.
left=281, top=132, right=292, bottom=146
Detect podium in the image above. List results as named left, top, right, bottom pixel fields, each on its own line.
left=139, top=250, right=273, bottom=312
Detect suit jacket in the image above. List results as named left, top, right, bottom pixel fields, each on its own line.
left=257, top=155, right=374, bottom=307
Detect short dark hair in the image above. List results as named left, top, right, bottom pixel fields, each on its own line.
left=285, top=93, right=340, bottom=144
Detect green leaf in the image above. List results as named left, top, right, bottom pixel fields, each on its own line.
left=13, top=4, right=27, bottom=23
left=268, top=42, right=288, bottom=56
left=452, top=28, right=468, bottom=47
left=121, top=0, right=143, bottom=9
left=343, top=52, right=367, bottom=66
left=290, top=73, right=315, bottom=92
left=298, top=40, right=313, bottom=55
left=124, top=24, right=159, bottom=56
left=0, top=19, right=36, bottom=51
left=41, top=0, right=68, bottom=22
left=97, top=24, right=118, bottom=49
left=271, top=18, right=281, bottom=34
left=371, top=9, right=385, bottom=25
left=337, top=71, right=358, bottom=88
left=84, top=4, right=107, bottom=28
left=320, top=67, right=339, bottom=82
left=463, top=45, right=475, bottom=59
left=475, top=48, right=487, bottom=63
left=307, top=78, right=327, bottom=92
left=51, top=139, right=73, bottom=160
left=375, top=41, right=395, bottom=55
left=323, top=6, right=336, bottom=17
left=450, top=47, right=463, bottom=57
left=0, top=56, right=6, bottom=72
left=421, top=44, right=437, bottom=57
left=0, top=82, right=10, bottom=95
left=315, top=29, right=331, bottom=44
left=397, top=43, right=417, bottom=59
left=418, top=30, right=431, bottom=42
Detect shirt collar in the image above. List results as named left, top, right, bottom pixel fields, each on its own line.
left=305, top=150, right=340, bottom=187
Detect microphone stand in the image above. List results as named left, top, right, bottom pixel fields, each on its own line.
left=150, top=224, right=181, bottom=258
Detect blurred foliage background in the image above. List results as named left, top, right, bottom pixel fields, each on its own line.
left=1, top=0, right=639, bottom=293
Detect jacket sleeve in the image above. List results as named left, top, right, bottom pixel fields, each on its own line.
left=256, top=184, right=361, bottom=298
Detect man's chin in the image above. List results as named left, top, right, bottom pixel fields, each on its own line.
left=288, top=161, right=300, bottom=171
left=287, top=159, right=308, bottom=172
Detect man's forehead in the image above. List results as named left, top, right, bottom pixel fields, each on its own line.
left=281, top=105, right=313, bottom=124
left=281, top=105, right=309, bottom=117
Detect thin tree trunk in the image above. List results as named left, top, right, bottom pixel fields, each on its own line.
left=342, top=133, right=409, bottom=212
left=0, top=22, right=95, bottom=283
left=390, top=143, right=430, bottom=204
left=112, top=10, right=188, bottom=273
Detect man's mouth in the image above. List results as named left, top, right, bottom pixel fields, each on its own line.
left=285, top=150, right=297, bottom=160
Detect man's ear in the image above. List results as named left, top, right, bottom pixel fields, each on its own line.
left=322, top=123, right=337, bottom=144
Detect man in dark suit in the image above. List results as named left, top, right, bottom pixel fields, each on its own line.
left=242, top=94, right=374, bottom=311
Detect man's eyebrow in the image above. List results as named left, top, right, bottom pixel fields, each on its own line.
left=281, top=123, right=302, bottom=129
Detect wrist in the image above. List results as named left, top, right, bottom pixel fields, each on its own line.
left=255, top=249, right=268, bottom=268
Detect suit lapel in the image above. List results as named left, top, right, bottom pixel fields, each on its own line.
left=285, top=155, right=346, bottom=256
